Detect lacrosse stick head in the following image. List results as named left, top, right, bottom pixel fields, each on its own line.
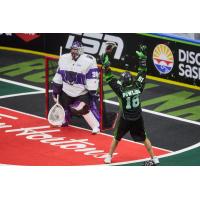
left=48, top=102, right=65, bottom=126
left=105, top=41, right=117, bottom=54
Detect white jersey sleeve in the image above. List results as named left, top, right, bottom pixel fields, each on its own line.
left=52, top=66, right=63, bottom=85
left=84, top=55, right=99, bottom=91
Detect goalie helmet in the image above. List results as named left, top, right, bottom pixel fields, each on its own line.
left=71, top=41, right=84, bottom=60
left=120, top=71, right=134, bottom=87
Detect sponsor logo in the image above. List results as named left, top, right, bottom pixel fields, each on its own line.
left=153, top=44, right=174, bottom=74
left=0, top=107, right=169, bottom=165
left=15, top=33, right=40, bottom=42
left=6, top=126, right=112, bottom=159
left=178, top=49, right=200, bottom=80
left=65, top=33, right=124, bottom=60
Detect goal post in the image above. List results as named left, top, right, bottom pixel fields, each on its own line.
left=44, top=56, right=58, bottom=118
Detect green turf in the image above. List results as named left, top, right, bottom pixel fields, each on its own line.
left=118, top=146, right=200, bottom=166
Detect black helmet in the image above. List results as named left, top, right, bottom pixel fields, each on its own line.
left=120, top=71, right=133, bottom=87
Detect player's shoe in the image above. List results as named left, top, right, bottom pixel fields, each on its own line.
left=104, top=155, right=112, bottom=164
left=143, top=157, right=160, bottom=166
left=153, top=156, right=160, bottom=165
left=92, top=127, right=100, bottom=134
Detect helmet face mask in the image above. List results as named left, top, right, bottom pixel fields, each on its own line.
left=120, top=71, right=134, bottom=88
left=71, top=41, right=84, bottom=60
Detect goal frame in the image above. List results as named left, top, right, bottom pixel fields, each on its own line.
left=44, top=56, right=117, bottom=132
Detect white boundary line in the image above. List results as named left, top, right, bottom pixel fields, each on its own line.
left=0, top=106, right=45, bottom=120
left=104, top=99, right=200, bottom=126
left=0, top=114, right=18, bottom=119
left=0, top=78, right=45, bottom=91
left=0, top=91, right=45, bottom=99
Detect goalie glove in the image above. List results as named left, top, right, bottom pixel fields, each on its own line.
left=52, top=82, right=62, bottom=103
left=136, top=45, right=147, bottom=67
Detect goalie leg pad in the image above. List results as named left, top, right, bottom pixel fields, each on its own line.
left=89, top=96, right=100, bottom=121
left=70, top=101, right=89, bottom=115
left=63, top=109, right=71, bottom=126
left=83, top=111, right=100, bottom=130
left=70, top=101, right=99, bottom=130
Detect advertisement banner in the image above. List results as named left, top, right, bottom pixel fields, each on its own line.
left=1, top=33, right=200, bottom=86
left=0, top=33, right=45, bottom=51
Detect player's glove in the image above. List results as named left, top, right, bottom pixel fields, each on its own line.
left=52, top=82, right=62, bottom=103
left=100, top=53, right=111, bottom=69
left=136, top=45, right=147, bottom=67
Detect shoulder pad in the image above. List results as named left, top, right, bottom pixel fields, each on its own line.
left=86, top=54, right=94, bottom=60
left=82, top=53, right=95, bottom=60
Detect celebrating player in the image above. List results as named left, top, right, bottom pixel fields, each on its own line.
left=51, top=41, right=100, bottom=134
left=102, top=45, right=160, bottom=165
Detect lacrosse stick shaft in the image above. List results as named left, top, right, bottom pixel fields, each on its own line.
left=56, top=94, right=60, bottom=104
left=60, top=46, right=63, bottom=57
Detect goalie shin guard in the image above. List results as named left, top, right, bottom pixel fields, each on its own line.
left=83, top=111, right=100, bottom=132
left=70, top=101, right=99, bottom=132
left=62, top=109, right=71, bottom=127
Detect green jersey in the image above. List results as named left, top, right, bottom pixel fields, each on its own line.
left=105, top=66, right=147, bottom=121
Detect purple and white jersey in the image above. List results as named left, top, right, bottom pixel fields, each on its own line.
left=52, top=53, right=99, bottom=97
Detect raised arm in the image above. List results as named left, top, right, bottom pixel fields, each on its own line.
left=134, top=45, right=148, bottom=93
left=101, top=53, right=122, bottom=97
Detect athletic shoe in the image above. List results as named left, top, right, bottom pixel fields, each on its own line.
left=92, top=127, right=100, bottom=134
left=104, top=155, right=112, bottom=164
left=143, top=157, right=160, bottom=166
left=153, top=156, right=160, bottom=165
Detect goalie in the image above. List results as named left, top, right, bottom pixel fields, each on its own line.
left=51, top=41, right=100, bottom=134
left=102, top=45, right=160, bottom=166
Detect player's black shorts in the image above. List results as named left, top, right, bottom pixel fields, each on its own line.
left=114, top=115, right=147, bottom=142
left=60, top=92, right=90, bottom=110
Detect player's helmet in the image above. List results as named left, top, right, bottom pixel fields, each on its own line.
left=120, top=71, right=134, bottom=87
left=71, top=41, right=84, bottom=60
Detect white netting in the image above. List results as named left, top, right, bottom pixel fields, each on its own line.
left=48, top=104, right=65, bottom=126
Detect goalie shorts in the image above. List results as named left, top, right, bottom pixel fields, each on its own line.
left=60, top=92, right=90, bottom=109
left=114, top=115, right=147, bottom=142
